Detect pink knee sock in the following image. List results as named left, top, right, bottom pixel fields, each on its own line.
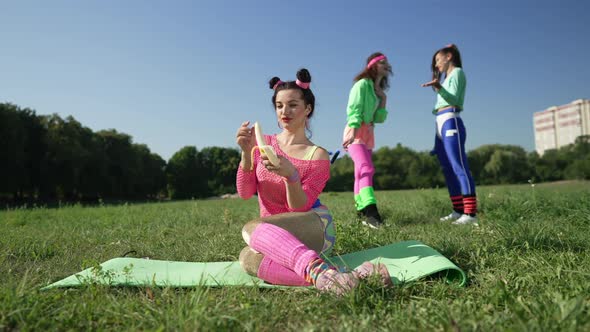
left=257, top=256, right=311, bottom=286
left=249, top=223, right=319, bottom=278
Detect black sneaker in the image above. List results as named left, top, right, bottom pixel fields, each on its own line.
left=356, top=208, right=366, bottom=218
left=364, top=204, right=383, bottom=221
left=360, top=204, right=384, bottom=228
left=362, top=215, right=384, bottom=229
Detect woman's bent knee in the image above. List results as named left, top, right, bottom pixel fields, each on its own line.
left=241, top=220, right=261, bottom=245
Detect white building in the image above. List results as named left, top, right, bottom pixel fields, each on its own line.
left=533, top=99, right=590, bottom=155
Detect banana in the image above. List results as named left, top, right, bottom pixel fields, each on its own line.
left=250, top=122, right=280, bottom=170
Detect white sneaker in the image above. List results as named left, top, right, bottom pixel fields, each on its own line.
left=440, top=211, right=462, bottom=222
left=452, top=214, right=478, bottom=225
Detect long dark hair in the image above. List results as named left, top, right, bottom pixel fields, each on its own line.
left=353, top=52, right=392, bottom=90
left=430, top=44, right=463, bottom=82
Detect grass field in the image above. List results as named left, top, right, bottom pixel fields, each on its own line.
left=1, top=181, right=589, bottom=331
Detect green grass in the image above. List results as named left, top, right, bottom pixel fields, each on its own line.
left=1, top=181, right=589, bottom=331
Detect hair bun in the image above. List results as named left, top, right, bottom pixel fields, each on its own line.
left=296, top=68, right=311, bottom=84
left=269, top=76, right=282, bottom=90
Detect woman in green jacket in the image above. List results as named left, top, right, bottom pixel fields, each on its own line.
left=342, top=52, right=392, bottom=229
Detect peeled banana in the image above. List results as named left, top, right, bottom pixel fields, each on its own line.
left=250, top=122, right=279, bottom=170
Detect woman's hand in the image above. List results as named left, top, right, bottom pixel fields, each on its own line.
left=264, top=154, right=306, bottom=209
left=374, top=84, right=387, bottom=100
left=342, top=127, right=358, bottom=149
left=375, top=84, right=387, bottom=109
left=421, top=78, right=441, bottom=89
left=236, top=121, right=255, bottom=153
left=261, top=154, right=297, bottom=179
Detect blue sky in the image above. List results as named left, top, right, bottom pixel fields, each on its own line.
left=1, top=0, right=588, bottom=160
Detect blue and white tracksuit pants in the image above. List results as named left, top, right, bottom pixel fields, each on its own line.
left=433, top=108, right=476, bottom=197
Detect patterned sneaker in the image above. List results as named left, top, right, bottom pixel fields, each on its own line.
left=440, top=211, right=462, bottom=222
left=353, top=261, right=393, bottom=287
left=315, top=269, right=359, bottom=296
left=452, top=214, right=478, bottom=225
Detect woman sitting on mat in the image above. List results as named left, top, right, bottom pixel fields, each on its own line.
left=235, top=68, right=392, bottom=295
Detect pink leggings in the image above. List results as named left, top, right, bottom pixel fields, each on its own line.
left=348, top=144, right=374, bottom=194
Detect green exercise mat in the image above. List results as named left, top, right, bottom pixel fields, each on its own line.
left=43, top=240, right=466, bottom=290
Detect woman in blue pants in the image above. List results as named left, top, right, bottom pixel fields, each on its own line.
left=422, top=44, right=478, bottom=225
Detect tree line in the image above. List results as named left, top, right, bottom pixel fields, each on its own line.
left=326, top=138, right=590, bottom=191
left=1, top=102, right=589, bottom=203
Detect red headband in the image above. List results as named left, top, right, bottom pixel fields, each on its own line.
left=367, top=55, right=387, bottom=69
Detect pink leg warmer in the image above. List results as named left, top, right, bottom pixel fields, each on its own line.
left=257, top=256, right=311, bottom=286
left=249, top=223, right=319, bottom=279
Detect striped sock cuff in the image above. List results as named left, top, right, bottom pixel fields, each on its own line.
left=451, top=195, right=464, bottom=213
left=463, top=195, right=477, bottom=215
